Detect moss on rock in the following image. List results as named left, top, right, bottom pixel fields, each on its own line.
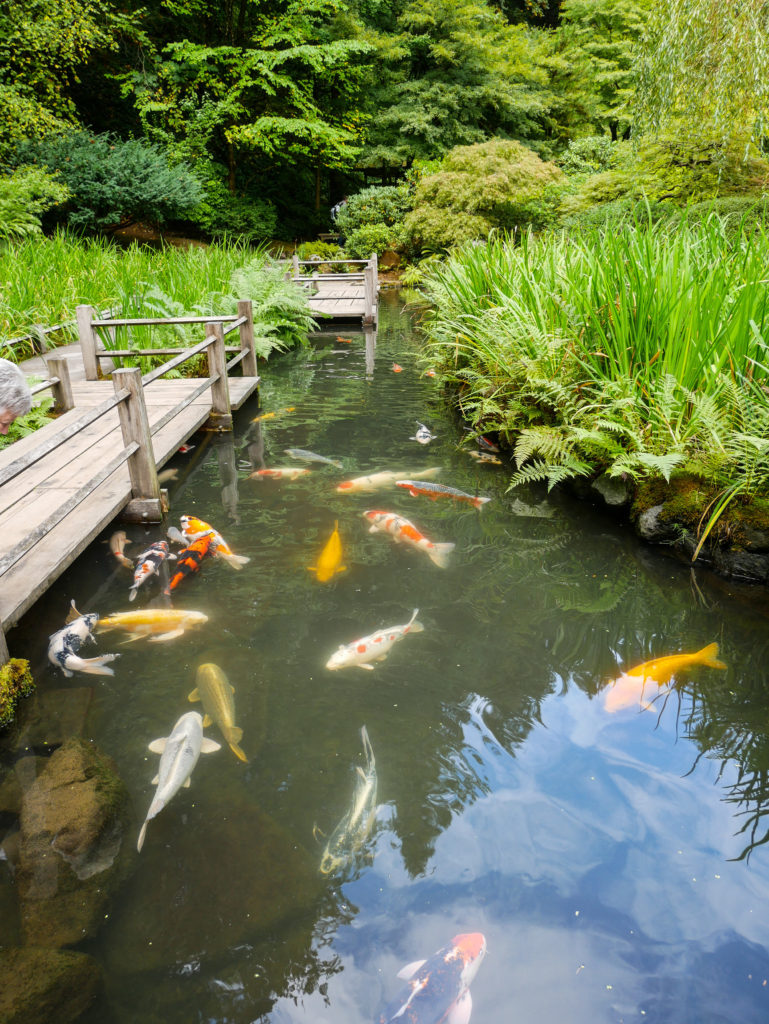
left=0, top=659, right=35, bottom=729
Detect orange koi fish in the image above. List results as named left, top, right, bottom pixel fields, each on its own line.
left=178, top=515, right=249, bottom=570
left=392, top=363, right=403, bottom=373
left=396, top=479, right=491, bottom=509
left=336, top=336, right=353, bottom=344
left=308, top=520, right=346, bottom=583
left=363, top=510, right=455, bottom=568
left=604, top=643, right=727, bottom=713
left=250, top=467, right=310, bottom=481
left=164, top=533, right=215, bottom=597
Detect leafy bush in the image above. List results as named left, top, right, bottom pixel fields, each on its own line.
left=344, top=222, right=397, bottom=258
left=335, top=184, right=412, bottom=238
left=191, top=173, right=277, bottom=241
left=16, top=131, right=204, bottom=232
left=296, top=240, right=344, bottom=261
left=401, top=138, right=565, bottom=255
left=559, top=135, right=618, bottom=176
left=0, top=165, right=69, bottom=240
left=0, top=393, right=52, bottom=449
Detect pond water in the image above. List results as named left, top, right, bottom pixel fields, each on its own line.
left=4, top=292, right=769, bottom=1023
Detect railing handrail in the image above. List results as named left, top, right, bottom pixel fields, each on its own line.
left=281, top=258, right=370, bottom=266
left=94, top=314, right=241, bottom=328
left=3, top=307, right=116, bottom=353
left=141, top=335, right=217, bottom=387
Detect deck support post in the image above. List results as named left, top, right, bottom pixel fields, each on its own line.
left=0, top=621, right=9, bottom=667
left=47, top=357, right=74, bottom=413
left=363, top=255, right=376, bottom=325
left=237, top=299, right=258, bottom=377
left=76, top=305, right=101, bottom=380
left=112, top=367, right=163, bottom=522
left=291, top=253, right=300, bottom=278
left=204, top=323, right=232, bottom=431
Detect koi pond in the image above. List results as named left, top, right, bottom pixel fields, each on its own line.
left=3, top=292, right=769, bottom=1023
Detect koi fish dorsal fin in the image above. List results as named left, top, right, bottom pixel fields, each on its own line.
left=65, top=599, right=82, bottom=624
left=697, top=642, right=727, bottom=670
left=397, top=959, right=426, bottom=981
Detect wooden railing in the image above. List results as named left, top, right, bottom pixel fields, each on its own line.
left=285, top=253, right=379, bottom=324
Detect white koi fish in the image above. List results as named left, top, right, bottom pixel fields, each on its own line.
left=410, top=421, right=437, bottom=444
left=336, top=468, right=440, bottom=494
left=128, top=540, right=174, bottom=602
left=377, top=932, right=487, bottom=1024
left=363, top=510, right=455, bottom=569
left=318, top=726, right=378, bottom=875
left=284, top=448, right=343, bottom=469
left=326, top=609, right=423, bottom=671
left=47, top=603, right=119, bottom=677
left=137, top=711, right=221, bottom=852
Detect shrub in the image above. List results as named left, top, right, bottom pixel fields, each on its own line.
left=191, top=173, right=277, bottom=241
left=0, top=165, right=69, bottom=240
left=401, top=138, right=565, bottom=256
left=16, top=131, right=204, bottom=232
left=344, top=222, right=397, bottom=259
left=335, top=184, right=412, bottom=238
left=559, top=135, right=618, bottom=176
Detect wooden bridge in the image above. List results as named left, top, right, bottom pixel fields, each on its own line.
left=0, top=303, right=260, bottom=663
left=287, top=254, right=378, bottom=322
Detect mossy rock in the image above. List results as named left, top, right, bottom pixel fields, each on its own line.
left=0, top=659, right=35, bottom=730
left=0, top=947, right=102, bottom=1024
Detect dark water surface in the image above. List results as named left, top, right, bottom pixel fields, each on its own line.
left=4, top=293, right=769, bottom=1023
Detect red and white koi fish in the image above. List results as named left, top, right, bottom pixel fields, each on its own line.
left=377, top=932, right=487, bottom=1024
left=396, top=480, right=491, bottom=510
left=249, top=467, right=310, bottom=481
left=363, top=511, right=455, bottom=568
left=128, top=541, right=174, bottom=602
left=177, top=514, right=250, bottom=570
left=108, top=530, right=133, bottom=570
left=326, top=609, right=423, bottom=671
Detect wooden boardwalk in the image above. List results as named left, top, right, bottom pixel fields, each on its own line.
left=0, top=306, right=260, bottom=660
left=289, top=255, right=378, bottom=322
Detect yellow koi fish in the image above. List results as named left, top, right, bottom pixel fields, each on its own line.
left=96, top=608, right=208, bottom=643
left=189, top=663, right=247, bottom=763
left=604, top=642, right=727, bottom=713
left=308, top=520, right=346, bottom=583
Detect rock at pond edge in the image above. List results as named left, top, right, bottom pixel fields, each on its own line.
left=0, top=947, right=103, bottom=1024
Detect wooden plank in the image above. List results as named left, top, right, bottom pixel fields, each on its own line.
left=97, top=315, right=240, bottom=327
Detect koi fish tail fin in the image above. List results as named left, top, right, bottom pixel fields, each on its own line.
left=219, top=552, right=250, bottom=570
left=228, top=728, right=248, bottom=763
left=128, top=587, right=138, bottom=603
left=137, top=821, right=148, bottom=853
left=697, top=643, right=727, bottom=670
left=332, top=460, right=344, bottom=469
left=361, top=725, right=375, bottom=769
left=72, top=654, right=119, bottom=676
left=116, top=554, right=134, bottom=570
left=427, top=542, right=455, bottom=569
left=474, top=496, right=492, bottom=510
left=406, top=608, right=424, bottom=633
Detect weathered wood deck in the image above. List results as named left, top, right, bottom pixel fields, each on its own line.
left=288, top=256, right=378, bottom=322
left=0, top=376, right=257, bottom=641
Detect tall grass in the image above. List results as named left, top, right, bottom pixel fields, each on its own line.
left=0, top=231, right=315, bottom=361
left=422, top=214, right=769, bottom=525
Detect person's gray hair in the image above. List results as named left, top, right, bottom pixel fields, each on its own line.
left=0, top=358, right=33, bottom=417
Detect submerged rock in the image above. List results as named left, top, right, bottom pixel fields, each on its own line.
left=16, top=738, right=131, bottom=947
left=104, top=787, right=321, bottom=975
left=0, top=947, right=102, bottom=1024
left=18, top=687, right=94, bottom=751
left=591, top=473, right=633, bottom=508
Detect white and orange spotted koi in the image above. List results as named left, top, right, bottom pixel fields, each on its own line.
left=377, top=932, right=487, bottom=1024
left=326, top=609, right=423, bottom=671
left=363, top=510, right=455, bottom=568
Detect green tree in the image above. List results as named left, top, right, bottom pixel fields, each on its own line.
left=361, top=0, right=551, bottom=169
left=545, top=0, right=653, bottom=142
left=130, top=0, right=373, bottom=214
left=636, top=0, right=769, bottom=151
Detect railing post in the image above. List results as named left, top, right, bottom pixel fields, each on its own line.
left=363, top=258, right=375, bottom=325
left=112, top=367, right=163, bottom=522
left=47, top=357, right=74, bottom=413
left=292, top=253, right=300, bottom=278
left=76, top=304, right=100, bottom=380
left=205, top=323, right=232, bottom=431
left=237, top=299, right=258, bottom=377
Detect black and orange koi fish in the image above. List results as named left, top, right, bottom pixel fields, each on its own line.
left=163, top=533, right=215, bottom=596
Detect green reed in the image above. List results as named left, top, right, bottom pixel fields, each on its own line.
left=422, top=214, right=769, bottom=529
left=0, top=232, right=311, bottom=360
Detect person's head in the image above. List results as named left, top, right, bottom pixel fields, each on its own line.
left=0, top=358, right=32, bottom=435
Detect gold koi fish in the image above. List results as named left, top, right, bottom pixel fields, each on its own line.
left=96, top=608, right=208, bottom=643
left=308, top=520, right=346, bottom=583
left=188, top=663, right=248, bottom=763
left=604, top=642, right=727, bottom=713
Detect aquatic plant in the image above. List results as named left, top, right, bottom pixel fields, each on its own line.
left=0, top=658, right=34, bottom=728
left=421, top=214, right=769, bottom=547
